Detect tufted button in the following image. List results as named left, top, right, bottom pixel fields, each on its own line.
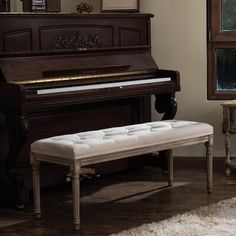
left=124, top=124, right=150, bottom=136
left=148, top=122, right=172, bottom=132
left=125, top=124, right=150, bottom=132
left=77, top=131, right=104, bottom=140
left=78, top=138, right=114, bottom=145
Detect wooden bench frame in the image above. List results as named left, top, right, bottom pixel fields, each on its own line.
left=31, top=131, right=213, bottom=230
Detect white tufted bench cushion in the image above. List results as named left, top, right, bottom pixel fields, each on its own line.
left=31, top=120, right=213, bottom=162
left=31, top=120, right=213, bottom=230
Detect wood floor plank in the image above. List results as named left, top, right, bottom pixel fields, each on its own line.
left=0, top=164, right=236, bottom=235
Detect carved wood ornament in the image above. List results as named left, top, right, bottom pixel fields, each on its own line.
left=55, top=32, right=102, bottom=50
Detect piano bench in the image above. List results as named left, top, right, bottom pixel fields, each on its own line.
left=30, top=120, right=213, bottom=230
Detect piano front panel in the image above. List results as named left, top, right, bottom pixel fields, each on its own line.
left=0, top=13, right=151, bottom=54
left=17, top=96, right=151, bottom=168
left=40, top=25, right=114, bottom=50
left=3, top=30, right=33, bottom=52
left=120, top=27, right=142, bottom=46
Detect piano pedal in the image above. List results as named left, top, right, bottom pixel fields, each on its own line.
left=66, top=167, right=99, bottom=182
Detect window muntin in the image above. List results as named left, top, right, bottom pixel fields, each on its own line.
left=208, top=0, right=236, bottom=99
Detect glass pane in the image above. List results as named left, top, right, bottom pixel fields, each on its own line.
left=216, top=48, right=236, bottom=91
left=0, top=0, right=10, bottom=11
left=221, top=0, right=236, bottom=31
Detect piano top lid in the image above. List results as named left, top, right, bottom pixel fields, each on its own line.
left=0, top=48, right=158, bottom=86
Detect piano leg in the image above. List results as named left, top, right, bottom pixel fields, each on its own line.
left=155, top=93, right=177, bottom=173
left=0, top=113, right=29, bottom=208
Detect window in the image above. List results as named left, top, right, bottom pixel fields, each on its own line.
left=208, top=0, right=236, bottom=99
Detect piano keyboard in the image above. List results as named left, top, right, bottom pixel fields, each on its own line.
left=37, top=77, right=171, bottom=95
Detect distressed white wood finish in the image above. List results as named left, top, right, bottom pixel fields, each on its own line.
left=31, top=121, right=213, bottom=230
left=221, top=101, right=236, bottom=176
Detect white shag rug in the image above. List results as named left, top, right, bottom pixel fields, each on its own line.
left=111, top=197, right=236, bottom=236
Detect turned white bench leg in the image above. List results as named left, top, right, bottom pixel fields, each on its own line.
left=167, top=149, right=173, bottom=186
left=206, top=135, right=213, bottom=194
left=31, top=155, right=41, bottom=219
left=72, top=161, right=81, bottom=231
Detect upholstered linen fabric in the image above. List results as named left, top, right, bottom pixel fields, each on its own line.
left=31, top=120, right=213, bottom=160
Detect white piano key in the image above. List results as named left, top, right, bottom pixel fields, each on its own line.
left=37, top=77, right=171, bottom=95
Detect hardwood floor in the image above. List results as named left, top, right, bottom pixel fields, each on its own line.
left=1, top=162, right=236, bottom=236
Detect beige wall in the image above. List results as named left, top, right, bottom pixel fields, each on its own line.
left=140, top=0, right=230, bottom=158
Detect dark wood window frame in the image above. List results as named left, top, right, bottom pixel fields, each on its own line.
left=207, top=0, right=236, bottom=100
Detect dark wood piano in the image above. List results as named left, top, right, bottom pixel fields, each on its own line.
left=0, top=13, right=180, bottom=208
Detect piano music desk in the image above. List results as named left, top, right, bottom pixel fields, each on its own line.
left=30, top=120, right=213, bottom=230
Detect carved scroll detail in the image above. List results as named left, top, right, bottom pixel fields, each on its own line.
left=155, top=93, right=177, bottom=120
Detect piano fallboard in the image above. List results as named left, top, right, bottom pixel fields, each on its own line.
left=0, top=48, right=180, bottom=113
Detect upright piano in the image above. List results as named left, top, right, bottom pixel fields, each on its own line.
left=0, top=13, right=180, bottom=207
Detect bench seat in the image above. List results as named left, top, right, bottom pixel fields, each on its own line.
left=31, top=120, right=213, bottom=230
